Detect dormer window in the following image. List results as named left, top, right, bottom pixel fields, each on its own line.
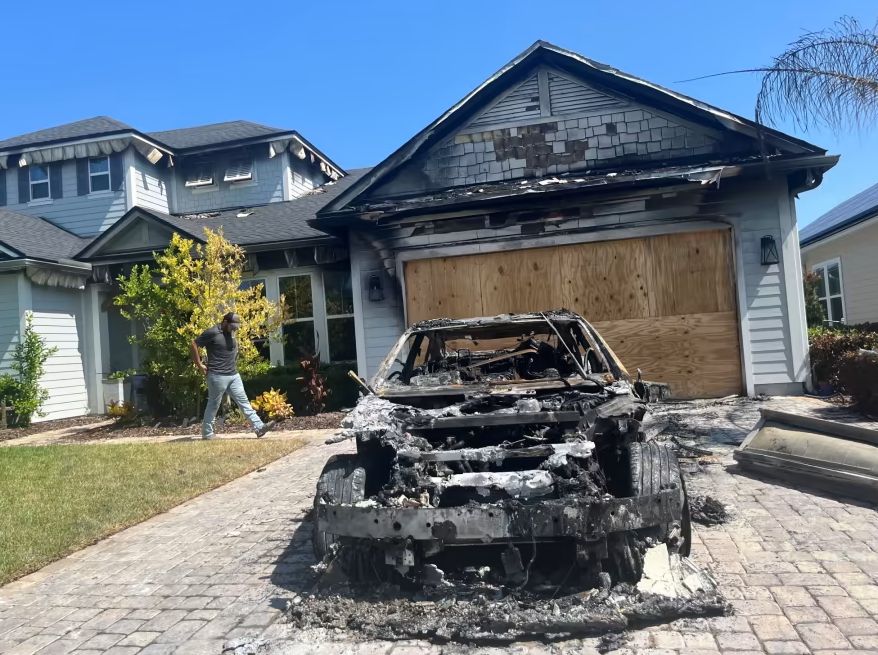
left=224, top=158, right=254, bottom=183
left=89, top=156, right=111, bottom=192
left=185, top=162, right=214, bottom=188
left=29, top=165, right=50, bottom=200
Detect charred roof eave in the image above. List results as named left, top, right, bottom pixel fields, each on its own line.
left=312, top=154, right=838, bottom=231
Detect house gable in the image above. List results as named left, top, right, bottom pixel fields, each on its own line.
left=77, top=209, right=187, bottom=261
left=364, top=65, right=742, bottom=199
left=320, top=41, right=825, bottom=215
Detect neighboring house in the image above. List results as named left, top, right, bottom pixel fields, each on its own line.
left=0, top=41, right=836, bottom=420
left=800, top=182, right=878, bottom=326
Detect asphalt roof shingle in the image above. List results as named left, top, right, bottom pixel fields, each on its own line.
left=0, top=210, right=90, bottom=262
left=148, top=120, right=289, bottom=150
left=138, top=168, right=372, bottom=247
left=800, top=181, right=878, bottom=246
left=0, top=116, right=133, bottom=151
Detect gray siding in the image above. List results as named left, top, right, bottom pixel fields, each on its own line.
left=133, top=153, right=170, bottom=213
left=5, top=161, right=127, bottom=237
left=30, top=284, right=89, bottom=421
left=173, top=152, right=285, bottom=214
left=0, top=274, right=20, bottom=375
left=735, top=181, right=795, bottom=386
left=350, top=232, right=405, bottom=379
left=288, top=155, right=320, bottom=199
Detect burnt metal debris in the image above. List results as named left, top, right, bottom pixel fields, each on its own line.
left=313, top=310, right=695, bottom=590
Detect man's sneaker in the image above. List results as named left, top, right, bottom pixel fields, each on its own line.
left=256, top=421, right=276, bottom=438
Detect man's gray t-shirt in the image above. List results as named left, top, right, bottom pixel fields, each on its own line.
left=195, top=325, right=238, bottom=375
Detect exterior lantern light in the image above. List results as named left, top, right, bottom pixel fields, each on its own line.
left=761, top=235, right=780, bottom=266
left=368, top=273, right=384, bottom=302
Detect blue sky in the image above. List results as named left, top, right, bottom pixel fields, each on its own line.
left=1, top=0, right=875, bottom=227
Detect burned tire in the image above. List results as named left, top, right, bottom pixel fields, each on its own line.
left=629, top=441, right=691, bottom=556
left=312, top=454, right=366, bottom=560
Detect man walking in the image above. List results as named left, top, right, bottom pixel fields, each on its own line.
left=190, top=312, right=275, bottom=440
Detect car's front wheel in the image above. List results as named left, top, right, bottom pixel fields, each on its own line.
left=312, top=454, right=367, bottom=559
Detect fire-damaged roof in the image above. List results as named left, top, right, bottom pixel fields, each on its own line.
left=316, top=40, right=832, bottom=225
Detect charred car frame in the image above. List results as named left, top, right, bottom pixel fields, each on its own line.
left=313, top=310, right=690, bottom=587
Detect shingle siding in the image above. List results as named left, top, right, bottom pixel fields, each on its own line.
left=173, top=152, right=285, bottom=214
left=5, top=162, right=127, bottom=237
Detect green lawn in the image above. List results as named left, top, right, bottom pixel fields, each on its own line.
left=0, top=439, right=303, bottom=585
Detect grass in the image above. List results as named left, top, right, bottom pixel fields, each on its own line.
left=0, top=438, right=303, bottom=585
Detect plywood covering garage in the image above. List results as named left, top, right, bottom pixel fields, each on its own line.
left=403, top=228, right=742, bottom=398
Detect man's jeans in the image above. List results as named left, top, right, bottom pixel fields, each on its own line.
left=202, top=373, right=264, bottom=438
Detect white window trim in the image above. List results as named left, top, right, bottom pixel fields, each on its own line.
left=224, top=158, right=256, bottom=186
left=28, top=165, right=51, bottom=203
left=88, top=156, right=112, bottom=194
left=184, top=162, right=215, bottom=189
left=323, top=271, right=356, bottom=362
left=811, top=257, right=846, bottom=325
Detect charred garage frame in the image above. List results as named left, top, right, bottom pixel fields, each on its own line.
left=311, top=41, right=837, bottom=401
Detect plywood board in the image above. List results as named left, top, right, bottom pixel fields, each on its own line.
left=593, top=312, right=742, bottom=398
left=402, top=228, right=742, bottom=398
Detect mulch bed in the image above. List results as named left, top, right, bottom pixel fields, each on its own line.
left=65, top=411, right=346, bottom=442
left=0, top=416, right=108, bottom=442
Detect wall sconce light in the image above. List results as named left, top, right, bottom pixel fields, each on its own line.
left=368, top=274, right=384, bottom=302
left=761, top=235, right=779, bottom=266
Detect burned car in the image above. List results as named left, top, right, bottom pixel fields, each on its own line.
left=313, top=310, right=690, bottom=588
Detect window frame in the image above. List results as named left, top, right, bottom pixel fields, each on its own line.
left=28, top=164, right=51, bottom=202
left=224, top=158, right=255, bottom=185
left=88, top=155, right=111, bottom=194
left=184, top=161, right=215, bottom=189
left=279, top=273, right=317, bottom=364
left=323, top=270, right=356, bottom=362
left=811, top=257, right=846, bottom=326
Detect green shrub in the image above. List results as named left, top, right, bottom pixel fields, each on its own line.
left=809, top=324, right=878, bottom=386
left=244, top=362, right=360, bottom=415
left=836, top=350, right=878, bottom=412
left=0, top=313, right=58, bottom=427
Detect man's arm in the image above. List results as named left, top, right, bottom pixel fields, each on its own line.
left=190, top=340, right=207, bottom=375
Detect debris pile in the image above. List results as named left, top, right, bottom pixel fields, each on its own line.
left=287, top=544, right=726, bottom=644
left=690, top=495, right=729, bottom=526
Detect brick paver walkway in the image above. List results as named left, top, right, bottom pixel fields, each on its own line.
left=0, top=397, right=876, bottom=654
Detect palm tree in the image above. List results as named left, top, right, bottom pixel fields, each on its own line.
left=684, top=17, right=878, bottom=132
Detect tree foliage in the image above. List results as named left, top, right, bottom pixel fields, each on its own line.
left=115, top=229, right=283, bottom=416
left=682, top=16, right=878, bottom=132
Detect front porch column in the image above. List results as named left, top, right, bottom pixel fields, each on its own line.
left=83, top=284, right=108, bottom=414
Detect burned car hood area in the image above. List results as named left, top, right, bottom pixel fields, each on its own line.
left=314, top=312, right=696, bottom=587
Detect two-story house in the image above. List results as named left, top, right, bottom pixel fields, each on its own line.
left=0, top=116, right=352, bottom=420
left=0, top=41, right=835, bottom=421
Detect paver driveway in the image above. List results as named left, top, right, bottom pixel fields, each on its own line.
left=0, top=398, right=876, bottom=654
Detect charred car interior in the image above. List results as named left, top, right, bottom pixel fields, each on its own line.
left=313, top=310, right=691, bottom=590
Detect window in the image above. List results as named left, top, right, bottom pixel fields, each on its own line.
left=813, top=259, right=845, bottom=326
left=324, top=269, right=356, bottom=361
left=224, top=158, right=254, bottom=183
left=280, top=275, right=315, bottom=362
left=240, top=278, right=270, bottom=360
left=88, top=156, right=110, bottom=192
left=184, top=162, right=214, bottom=188
left=29, top=165, right=50, bottom=200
